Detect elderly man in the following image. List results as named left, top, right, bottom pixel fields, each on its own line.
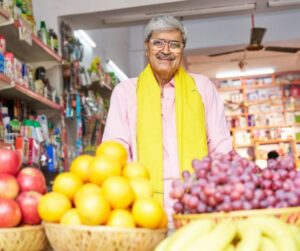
left=103, top=15, right=232, bottom=222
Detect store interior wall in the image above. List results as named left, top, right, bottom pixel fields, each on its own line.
left=32, top=1, right=300, bottom=78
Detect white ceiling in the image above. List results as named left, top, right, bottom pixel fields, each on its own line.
left=185, top=40, right=300, bottom=78
left=61, top=0, right=300, bottom=29
left=60, top=0, right=300, bottom=78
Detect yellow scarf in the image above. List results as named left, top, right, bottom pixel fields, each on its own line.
left=137, top=64, right=208, bottom=201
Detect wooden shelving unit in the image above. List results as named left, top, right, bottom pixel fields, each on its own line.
left=0, top=7, right=68, bottom=171
left=215, top=70, right=300, bottom=165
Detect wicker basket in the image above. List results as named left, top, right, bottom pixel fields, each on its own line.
left=43, top=223, right=168, bottom=251
left=173, top=206, right=300, bottom=229
left=0, top=225, right=49, bottom=251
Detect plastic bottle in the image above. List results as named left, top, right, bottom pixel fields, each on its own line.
left=33, top=120, right=43, bottom=143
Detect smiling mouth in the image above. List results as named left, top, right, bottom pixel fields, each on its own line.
left=157, top=56, right=174, bottom=61
left=156, top=53, right=175, bottom=61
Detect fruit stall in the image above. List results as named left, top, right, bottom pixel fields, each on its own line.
left=1, top=139, right=300, bottom=251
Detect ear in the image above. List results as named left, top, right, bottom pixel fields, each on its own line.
left=144, top=42, right=149, bottom=56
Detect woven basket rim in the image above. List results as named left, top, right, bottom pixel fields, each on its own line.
left=43, top=222, right=168, bottom=233
left=0, top=224, right=43, bottom=233
left=173, top=206, right=300, bottom=220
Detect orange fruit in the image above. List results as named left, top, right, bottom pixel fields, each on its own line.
left=38, top=192, right=72, bottom=222
left=74, top=183, right=103, bottom=207
left=70, top=154, right=94, bottom=182
left=52, top=172, right=83, bottom=200
left=102, top=176, right=134, bottom=209
left=107, top=209, right=135, bottom=228
left=76, top=193, right=111, bottom=226
left=60, top=208, right=82, bottom=226
left=129, top=177, right=153, bottom=200
left=96, top=141, right=128, bottom=167
left=131, top=197, right=164, bottom=229
left=158, top=210, right=168, bottom=229
left=122, top=162, right=149, bottom=179
left=88, top=155, right=122, bottom=185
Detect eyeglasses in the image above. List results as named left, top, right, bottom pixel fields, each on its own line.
left=149, top=39, right=184, bottom=52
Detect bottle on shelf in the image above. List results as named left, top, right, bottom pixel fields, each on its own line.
left=38, top=21, right=48, bottom=45
left=48, top=29, right=58, bottom=52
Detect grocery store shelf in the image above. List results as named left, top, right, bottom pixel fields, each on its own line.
left=32, top=35, right=62, bottom=62
left=245, top=83, right=278, bottom=90
left=231, top=124, right=297, bottom=131
left=0, top=7, right=10, bottom=23
left=245, top=98, right=282, bottom=106
left=248, top=110, right=284, bottom=115
left=235, top=144, right=253, bottom=148
left=280, top=80, right=300, bottom=85
left=81, top=80, right=113, bottom=99
left=219, top=86, right=242, bottom=92
left=254, top=139, right=294, bottom=145
left=0, top=73, right=12, bottom=90
left=0, top=21, right=62, bottom=62
left=289, top=80, right=300, bottom=85
left=225, top=113, right=246, bottom=117
left=0, top=74, right=64, bottom=112
left=251, top=124, right=294, bottom=129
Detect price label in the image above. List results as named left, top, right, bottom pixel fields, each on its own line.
left=18, top=25, right=32, bottom=45
left=17, top=17, right=32, bottom=46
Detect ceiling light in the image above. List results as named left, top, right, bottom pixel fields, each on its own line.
left=103, top=3, right=256, bottom=24
left=106, top=59, right=128, bottom=82
left=216, top=68, right=275, bottom=79
left=74, top=30, right=96, bottom=48
left=268, top=0, right=300, bottom=7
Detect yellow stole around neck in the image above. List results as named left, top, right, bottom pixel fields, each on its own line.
left=137, top=64, right=208, bottom=202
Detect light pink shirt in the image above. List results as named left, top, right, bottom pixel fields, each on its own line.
left=102, top=73, right=232, bottom=220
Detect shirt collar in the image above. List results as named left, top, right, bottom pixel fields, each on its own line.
left=165, top=78, right=175, bottom=87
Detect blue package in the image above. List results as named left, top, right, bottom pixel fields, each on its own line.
left=0, top=52, right=4, bottom=73
left=46, top=144, right=56, bottom=173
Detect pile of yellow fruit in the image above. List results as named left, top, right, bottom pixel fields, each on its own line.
left=37, top=141, right=167, bottom=229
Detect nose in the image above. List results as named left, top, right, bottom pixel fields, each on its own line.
left=161, top=41, right=171, bottom=53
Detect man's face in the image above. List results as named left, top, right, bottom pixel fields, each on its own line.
left=145, top=30, right=184, bottom=78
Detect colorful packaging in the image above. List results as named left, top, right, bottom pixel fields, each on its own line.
left=0, top=35, right=6, bottom=53
left=0, top=52, right=4, bottom=73
left=4, top=52, right=14, bottom=79
left=15, top=136, right=29, bottom=164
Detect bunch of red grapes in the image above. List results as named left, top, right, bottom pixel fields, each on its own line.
left=171, top=150, right=300, bottom=214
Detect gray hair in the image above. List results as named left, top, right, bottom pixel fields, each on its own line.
left=144, top=15, right=187, bottom=45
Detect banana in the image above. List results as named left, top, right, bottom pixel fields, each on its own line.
left=186, top=220, right=237, bottom=251
left=259, top=236, right=278, bottom=251
left=246, top=216, right=297, bottom=251
left=154, top=236, right=171, bottom=251
left=163, top=219, right=215, bottom=251
left=235, top=220, right=261, bottom=251
left=224, top=244, right=236, bottom=251
left=288, top=225, right=300, bottom=250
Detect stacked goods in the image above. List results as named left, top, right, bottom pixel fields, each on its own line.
left=38, top=141, right=167, bottom=230
left=0, top=148, right=47, bottom=227
left=156, top=216, right=300, bottom=251
left=171, top=150, right=300, bottom=214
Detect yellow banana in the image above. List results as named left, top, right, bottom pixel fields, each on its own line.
left=259, top=236, right=278, bottom=251
left=246, top=216, right=297, bottom=251
left=224, top=244, right=236, bottom=251
left=288, top=225, right=300, bottom=250
left=235, top=220, right=261, bottom=251
left=154, top=236, right=171, bottom=251
left=186, top=220, right=237, bottom=251
left=164, top=219, right=215, bottom=251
